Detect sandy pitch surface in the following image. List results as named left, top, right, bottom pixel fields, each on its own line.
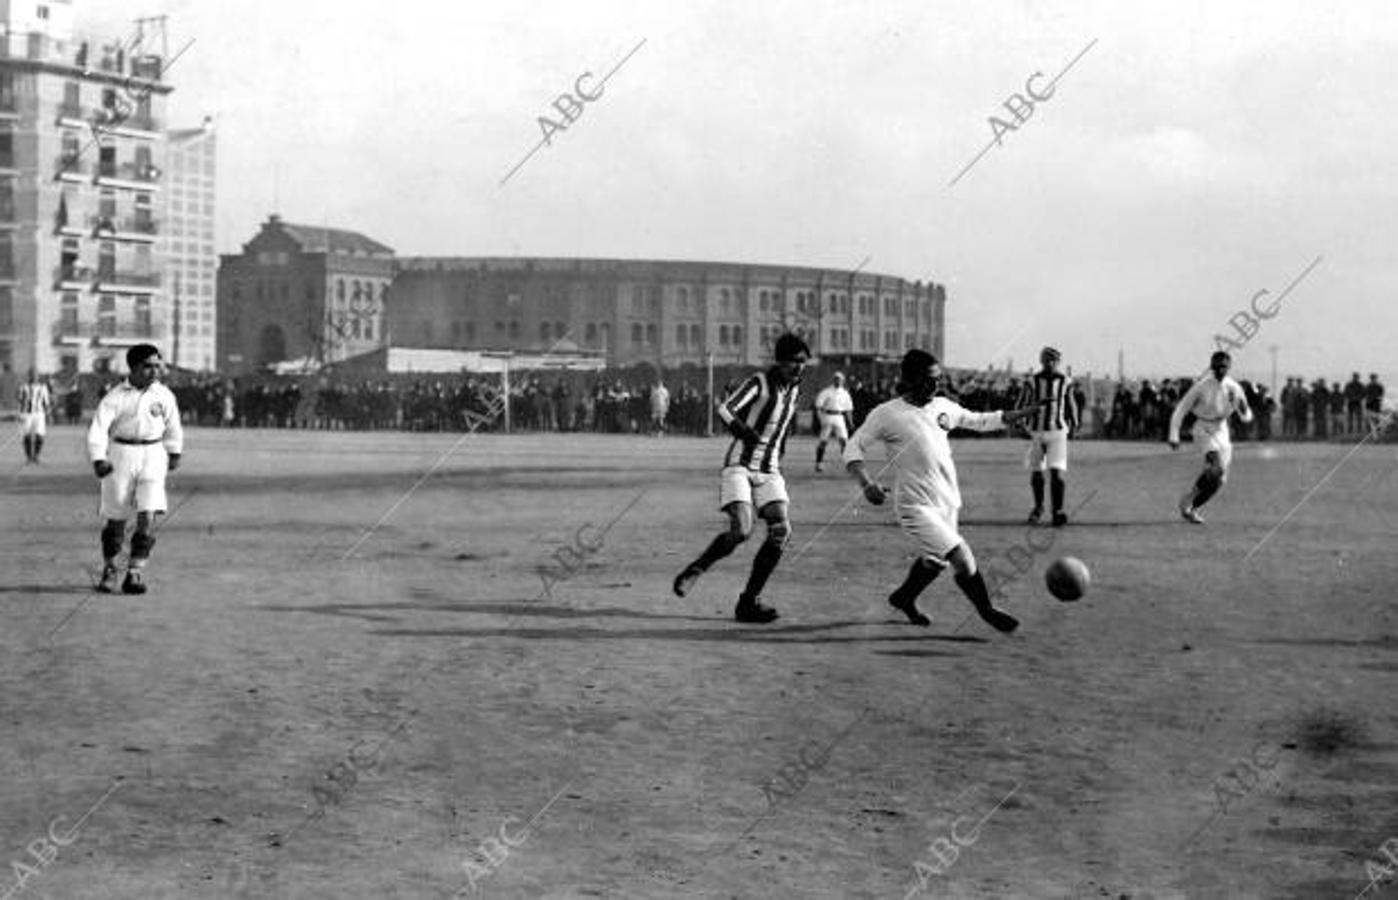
left=4, top=426, right=1397, bottom=899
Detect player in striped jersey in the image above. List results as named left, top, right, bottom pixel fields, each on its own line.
left=672, top=333, right=811, bottom=623
left=1017, top=347, right=1079, bottom=527
left=1169, top=350, right=1253, bottom=524
left=18, top=369, right=53, bottom=464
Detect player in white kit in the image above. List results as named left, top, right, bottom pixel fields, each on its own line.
left=87, top=344, right=184, bottom=594
left=17, top=369, right=52, bottom=464
left=844, top=350, right=1040, bottom=632
left=813, top=372, right=854, bottom=472
left=1169, top=350, right=1253, bottom=524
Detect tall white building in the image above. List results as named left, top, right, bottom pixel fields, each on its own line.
left=164, top=117, right=215, bottom=370
left=0, top=1, right=178, bottom=374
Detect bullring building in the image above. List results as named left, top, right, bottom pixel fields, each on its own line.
left=386, top=256, right=945, bottom=369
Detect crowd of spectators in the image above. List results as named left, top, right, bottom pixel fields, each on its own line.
left=11, top=364, right=1390, bottom=443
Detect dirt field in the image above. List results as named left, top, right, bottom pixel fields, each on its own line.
left=4, top=425, right=1396, bottom=899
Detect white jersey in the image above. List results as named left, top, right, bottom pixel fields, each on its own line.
left=814, top=385, right=853, bottom=419
left=1169, top=375, right=1252, bottom=444
left=87, top=381, right=184, bottom=462
left=844, top=396, right=1006, bottom=512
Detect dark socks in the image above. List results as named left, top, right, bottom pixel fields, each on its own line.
left=955, top=571, right=1019, bottom=633
left=692, top=531, right=743, bottom=573
left=1030, top=472, right=1044, bottom=511
left=101, top=520, right=125, bottom=562
left=1193, top=469, right=1221, bottom=508
left=741, top=539, right=784, bottom=600
left=892, top=558, right=943, bottom=605
left=1050, top=471, right=1065, bottom=514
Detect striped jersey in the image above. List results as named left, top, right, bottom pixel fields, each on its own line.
left=18, top=381, right=52, bottom=415
left=717, top=370, right=801, bottom=473
left=1018, top=370, right=1078, bottom=432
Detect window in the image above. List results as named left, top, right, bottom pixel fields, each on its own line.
left=336, top=279, right=345, bottom=301
left=585, top=322, right=597, bottom=344
left=732, top=325, right=743, bottom=347
left=97, top=294, right=115, bottom=337
left=631, top=322, right=642, bottom=345
left=720, top=288, right=731, bottom=313
left=677, top=286, right=689, bottom=309
left=540, top=321, right=551, bottom=342
left=135, top=296, right=151, bottom=335
left=59, top=292, right=78, bottom=332
left=508, top=320, right=520, bottom=339
left=37, top=5, right=49, bottom=20
left=759, top=292, right=769, bottom=313
left=0, top=130, right=12, bottom=170
left=718, top=324, right=729, bottom=346
left=466, top=322, right=476, bottom=342
left=600, top=322, right=611, bottom=348
left=645, top=323, right=656, bottom=346
left=495, top=320, right=505, bottom=334
left=677, top=324, right=687, bottom=347
left=689, top=323, right=701, bottom=348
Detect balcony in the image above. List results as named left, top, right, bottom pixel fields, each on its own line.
left=95, top=268, right=160, bottom=293
left=55, top=264, right=95, bottom=288
left=56, top=154, right=87, bottom=181
left=51, top=318, right=86, bottom=344
left=88, top=105, right=162, bottom=139
left=94, top=318, right=165, bottom=344
left=90, top=215, right=158, bottom=241
left=96, top=159, right=161, bottom=189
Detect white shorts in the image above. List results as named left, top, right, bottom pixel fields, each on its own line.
left=1192, top=420, right=1233, bottom=474
left=19, top=413, right=46, bottom=437
left=1025, top=430, right=1068, bottom=471
left=718, top=465, right=789, bottom=511
left=898, top=503, right=963, bottom=562
left=818, top=414, right=849, bottom=443
left=99, top=442, right=170, bottom=520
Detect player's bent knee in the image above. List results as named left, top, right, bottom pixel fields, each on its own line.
left=766, top=520, right=791, bottom=547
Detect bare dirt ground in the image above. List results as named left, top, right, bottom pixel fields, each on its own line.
left=3, top=425, right=1396, bottom=899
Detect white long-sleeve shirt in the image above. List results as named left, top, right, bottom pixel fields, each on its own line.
left=844, top=396, right=1006, bottom=511
left=1169, top=375, right=1252, bottom=444
left=87, top=381, right=184, bottom=462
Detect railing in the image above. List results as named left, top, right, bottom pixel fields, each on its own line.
left=93, top=319, right=165, bottom=340
left=56, top=154, right=86, bottom=177
left=96, top=270, right=161, bottom=288
left=96, top=160, right=160, bottom=183
left=55, top=264, right=95, bottom=284
left=89, top=215, right=156, bottom=236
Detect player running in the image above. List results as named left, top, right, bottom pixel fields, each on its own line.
left=18, top=369, right=52, bottom=464
left=87, top=344, right=184, bottom=594
left=845, top=349, right=1039, bottom=632
left=672, top=333, right=811, bottom=623
left=813, top=372, right=854, bottom=472
left=1018, top=347, right=1079, bottom=526
left=1169, top=350, right=1253, bottom=524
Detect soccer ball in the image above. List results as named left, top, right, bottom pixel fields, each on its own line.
left=1045, top=557, right=1090, bottom=602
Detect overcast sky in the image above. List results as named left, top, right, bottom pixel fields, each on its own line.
left=81, top=0, right=1398, bottom=388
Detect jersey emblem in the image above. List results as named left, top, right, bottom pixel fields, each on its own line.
left=149, top=402, right=165, bottom=417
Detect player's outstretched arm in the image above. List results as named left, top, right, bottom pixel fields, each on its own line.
left=845, top=459, right=886, bottom=505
